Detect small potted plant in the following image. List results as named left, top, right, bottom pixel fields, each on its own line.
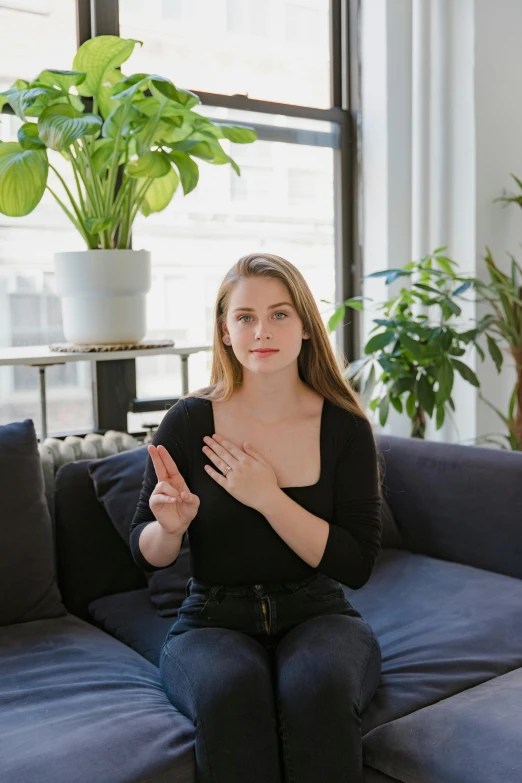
left=0, top=35, right=256, bottom=345
left=324, top=247, right=512, bottom=439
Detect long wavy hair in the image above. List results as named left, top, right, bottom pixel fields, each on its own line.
left=182, top=252, right=384, bottom=489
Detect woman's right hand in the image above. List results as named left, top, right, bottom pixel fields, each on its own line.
left=148, top=444, right=200, bottom=535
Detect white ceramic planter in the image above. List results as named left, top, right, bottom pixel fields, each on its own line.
left=53, top=249, right=151, bottom=345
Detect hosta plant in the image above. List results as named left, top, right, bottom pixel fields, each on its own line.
left=0, top=35, right=257, bottom=250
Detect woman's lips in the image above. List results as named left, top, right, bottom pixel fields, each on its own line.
left=251, top=349, right=279, bottom=356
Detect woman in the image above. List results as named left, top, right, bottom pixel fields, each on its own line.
left=129, top=253, right=384, bottom=783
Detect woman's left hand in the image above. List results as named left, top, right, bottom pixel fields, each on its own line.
left=202, top=434, right=280, bottom=512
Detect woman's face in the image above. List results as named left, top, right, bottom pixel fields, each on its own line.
left=223, top=277, right=308, bottom=371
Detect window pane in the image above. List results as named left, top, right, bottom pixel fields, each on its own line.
left=0, top=11, right=95, bottom=436
left=0, top=1, right=77, bottom=79
left=119, top=0, right=331, bottom=109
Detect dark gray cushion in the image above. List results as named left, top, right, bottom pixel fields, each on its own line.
left=0, top=613, right=194, bottom=783
left=54, top=459, right=147, bottom=621
left=0, top=419, right=65, bottom=625
left=88, top=447, right=192, bottom=617
left=363, top=666, right=522, bottom=783
left=376, top=434, right=522, bottom=579
left=345, top=548, right=522, bottom=738
left=88, top=587, right=176, bottom=668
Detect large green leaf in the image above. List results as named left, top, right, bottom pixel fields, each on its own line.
left=216, top=123, right=257, bottom=144
left=18, top=122, right=46, bottom=150
left=97, top=68, right=125, bottom=120
left=73, top=35, right=142, bottom=100
left=90, top=138, right=124, bottom=175
left=450, top=358, right=480, bottom=387
left=435, top=356, right=454, bottom=404
left=183, top=133, right=240, bottom=172
left=486, top=333, right=503, bottom=373
left=155, top=118, right=194, bottom=145
left=102, top=102, right=141, bottom=139
left=38, top=105, right=103, bottom=151
left=133, top=95, right=187, bottom=120
left=417, top=373, right=435, bottom=416
left=125, top=150, right=171, bottom=178
left=35, top=69, right=87, bottom=92
left=111, top=73, right=150, bottom=102
left=390, top=395, right=403, bottom=414
left=1, top=86, right=63, bottom=121
left=365, top=330, right=396, bottom=353
left=406, top=391, right=416, bottom=418
left=344, top=297, right=365, bottom=311
left=0, top=142, right=48, bottom=216
left=168, top=151, right=199, bottom=195
left=328, top=305, right=345, bottom=332
left=139, top=165, right=179, bottom=215
left=400, top=332, right=424, bottom=359
left=379, top=393, right=390, bottom=426
left=149, top=76, right=201, bottom=109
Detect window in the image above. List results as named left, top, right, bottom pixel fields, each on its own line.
left=161, top=0, right=187, bottom=20
left=119, top=0, right=331, bottom=108
left=0, top=1, right=49, bottom=12
left=1, top=0, right=354, bottom=438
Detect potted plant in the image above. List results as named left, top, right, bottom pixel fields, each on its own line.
left=0, top=35, right=257, bottom=345
left=324, top=247, right=513, bottom=439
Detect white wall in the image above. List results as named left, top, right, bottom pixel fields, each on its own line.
left=361, top=0, right=521, bottom=446
left=474, top=0, right=522, bottom=442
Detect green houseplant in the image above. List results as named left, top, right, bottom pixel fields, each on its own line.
left=0, top=35, right=257, bottom=344
left=324, top=247, right=516, bottom=440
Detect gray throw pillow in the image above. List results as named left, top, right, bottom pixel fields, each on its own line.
left=0, top=419, right=66, bottom=625
left=88, top=447, right=192, bottom=616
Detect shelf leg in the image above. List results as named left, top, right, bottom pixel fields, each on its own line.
left=38, top=367, right=48, bottom=441
left=180, top=354, right=189, bottom=395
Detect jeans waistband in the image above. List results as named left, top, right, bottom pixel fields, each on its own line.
left=189, top=573, right=321, bottom=597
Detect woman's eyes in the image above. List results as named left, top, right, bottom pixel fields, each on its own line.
left=238, top=312, right=288, bottom=323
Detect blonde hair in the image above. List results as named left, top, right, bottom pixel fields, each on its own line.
left=182, top=252, right=384, bottom=489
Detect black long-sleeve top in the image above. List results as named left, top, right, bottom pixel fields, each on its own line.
left=128, top=394, right=382, bottom=589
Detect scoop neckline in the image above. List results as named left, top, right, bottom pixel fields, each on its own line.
left=207, top=396, right=328, bottom=491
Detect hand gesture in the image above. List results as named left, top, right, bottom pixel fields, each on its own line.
left=148, top=444, right=200, bottom=535
left=202, top=434, right=279, bottom=513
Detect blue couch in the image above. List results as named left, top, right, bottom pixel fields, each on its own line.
left=1, top=417, right=522, bottom=783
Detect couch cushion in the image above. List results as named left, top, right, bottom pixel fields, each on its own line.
left=0, top=613, right=195, bottom=783
left=345, top=549, right=522, bottom=737
left=0, top=419, right=66, bottom=625
left=87, top=446, right=193, bottom=616
left=363, top=666, right=522, bottom=783
left=376, top=434, right=522, bottom=579
left=88, top=587, right=176, bottom=667
left=88, top=446, right=149, bottom=542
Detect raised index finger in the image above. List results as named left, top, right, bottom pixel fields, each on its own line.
left=153, top=444, right=183, bottom=481
left=147, top=445, right=169, bottom=482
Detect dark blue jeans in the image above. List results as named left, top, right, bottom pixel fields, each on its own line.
left=159, top=572, right=381, bottom=783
